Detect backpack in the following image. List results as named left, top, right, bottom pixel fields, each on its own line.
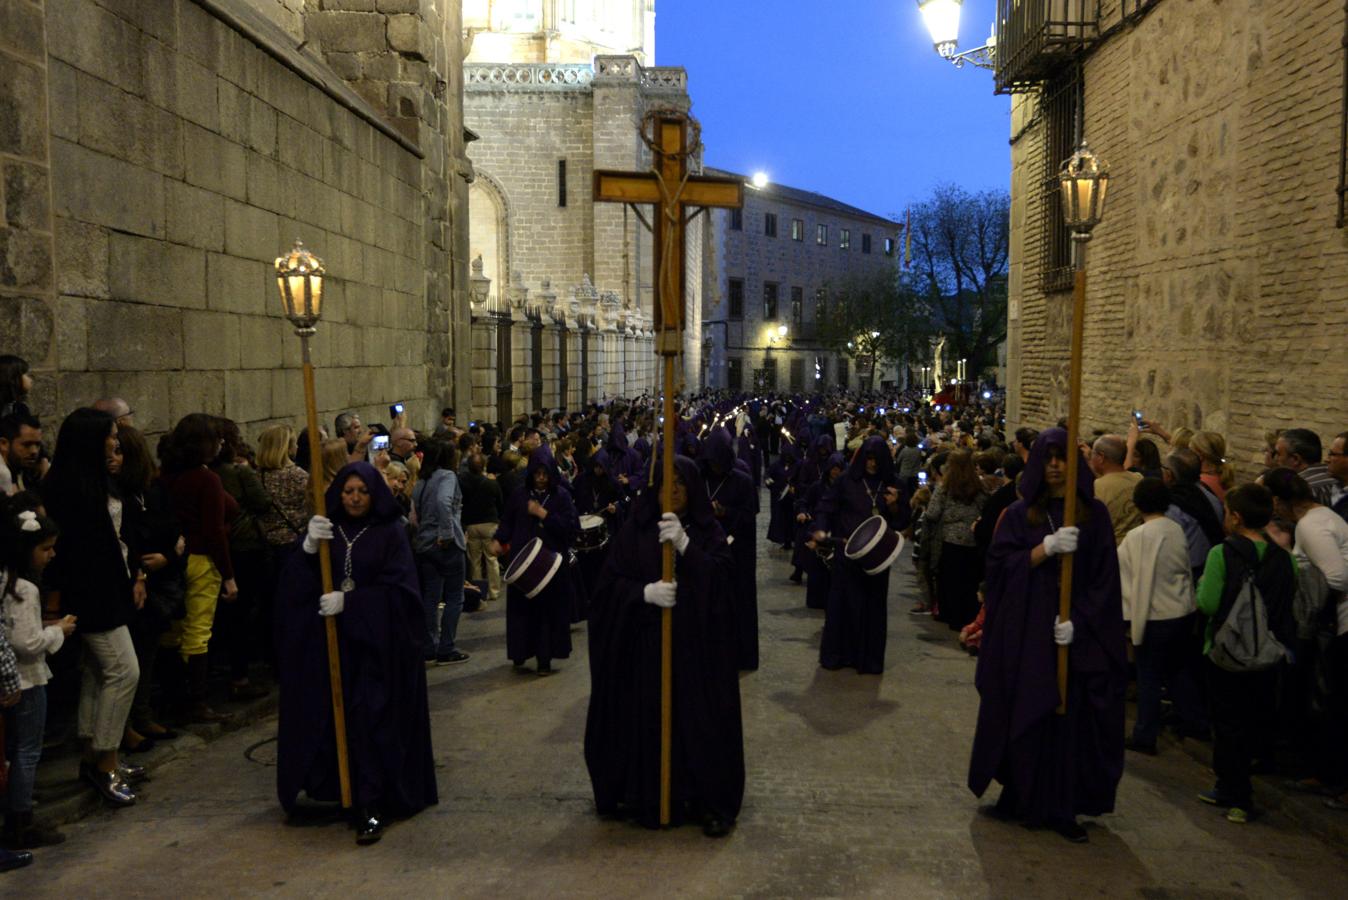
left=1209, top=541, right=1291, bottom=673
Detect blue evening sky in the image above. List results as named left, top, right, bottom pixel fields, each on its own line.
left=658, top=0, right=1009, bottom=222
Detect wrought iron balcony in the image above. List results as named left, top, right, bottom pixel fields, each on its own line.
left=994, top=0, right=1100, bottom=94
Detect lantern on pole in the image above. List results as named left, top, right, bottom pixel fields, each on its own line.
left=1052, top=141, right=1110, bottom=714
left=274, top=239, right=353, bottom=807
left=1059, top=142, right=1110, bottom=244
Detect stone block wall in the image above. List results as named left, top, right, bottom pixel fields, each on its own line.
left=466, top=89, right=595, bottom=289
left=0, top=0, right=472, bottom=440
left=1006, top=0, right=1348, bottom=475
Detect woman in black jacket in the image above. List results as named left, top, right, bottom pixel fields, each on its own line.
left=115, top=425, right=186, bottom=752
left=42, top=408, right=144, bottom=807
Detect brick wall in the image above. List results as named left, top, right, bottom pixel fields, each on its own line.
left=0, top=0, right=472, bottom=440
left=1007, top=0, right=1348, bottom=475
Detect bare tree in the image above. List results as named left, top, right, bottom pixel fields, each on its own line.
left=907, top=184, right=1010, bottom=378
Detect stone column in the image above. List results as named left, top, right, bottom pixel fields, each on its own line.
left=507, top=275, right=531, bottom=419
left=0, top=3, right=57, bottom=415
left=470, top=311, right=497, bottom=424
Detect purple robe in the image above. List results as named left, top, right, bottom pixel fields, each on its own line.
left=495, top=447, right=580, bottom=664
left=814, top=437, right=910, bottom=674
left=967, top=429, right=1126, bottom=826
left=701, top=427, right=760, bottom=671
left=275, top=462, right=437, bottom=817
left=584, top=456, right=744, bottom=828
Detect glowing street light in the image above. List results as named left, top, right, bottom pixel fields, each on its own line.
left=751, top=171, right=770, bottom=189
left=916, top=0, right=995, bottom=70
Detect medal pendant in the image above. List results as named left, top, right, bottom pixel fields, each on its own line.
left=340, top=577, right=355, bottom=592
left=872, top=506, right=879, bottom=516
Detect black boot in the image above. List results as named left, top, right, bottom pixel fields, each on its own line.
left=184, top=655, right=233, bottom=724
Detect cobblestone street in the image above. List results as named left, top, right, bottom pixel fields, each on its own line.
left=13, top=508, right=1348, bottom=898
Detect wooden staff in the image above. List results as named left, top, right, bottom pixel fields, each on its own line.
left=299, top=337, right=353, bottom=806
left=1056, top=264, right=1088, bottom=715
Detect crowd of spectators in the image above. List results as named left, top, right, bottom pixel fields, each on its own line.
left=1, top=347, right=1345, bottom=865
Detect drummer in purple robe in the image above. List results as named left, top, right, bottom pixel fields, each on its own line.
left=967, top=428, right=1126, bottom=843
left=572, top=448, right=626, bottom=618
left=812, top=436, right=910, bottom=674
left=584, top=455, right=743, bottom=837
left=699, top=426, right=760, bottom=671
left=799, top=452, right=846, bottom=611
left=275, top=462, right=437, bottom=845
left=490, top=447, right=580, bottom=675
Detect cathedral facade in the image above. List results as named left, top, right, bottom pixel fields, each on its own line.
left=461, top=1, right=712, bottom=423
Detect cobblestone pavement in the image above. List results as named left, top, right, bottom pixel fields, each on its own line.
left=13, top=501, right=1348, bottom=897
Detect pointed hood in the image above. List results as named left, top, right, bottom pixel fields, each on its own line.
left=848, top=435, right=895, bottom=482
left=1017, top=427, right=1094, bottom=504
left=325, top=461, right=403, bottom=526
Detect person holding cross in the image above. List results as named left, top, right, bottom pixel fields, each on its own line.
left=583, top=454, right=743, bottom=837
left=967, top=428, right=1126, bottom=843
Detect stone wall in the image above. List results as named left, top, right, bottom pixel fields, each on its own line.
left=1007, top=0, right=1348, bottom=475
left=0, top=0, right=471, bottom=439
left=704, top=178, right=901, bottom=392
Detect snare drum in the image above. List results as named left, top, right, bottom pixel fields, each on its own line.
left=575, top=514, right=609, bottom=552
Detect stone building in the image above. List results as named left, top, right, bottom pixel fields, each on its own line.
left=1002, top=0, right=1348, bottom=473
left=701, top=171, right=901, bottom=394
left=462, top=1, right=703, bottom=423
left=0, top=0, right=473, bottom=436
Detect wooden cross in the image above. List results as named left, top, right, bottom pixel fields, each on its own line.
left=593, top=112, right=743, bottom=341
left=592, top=111, right=743, bottom=827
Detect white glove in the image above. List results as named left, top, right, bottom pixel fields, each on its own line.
left=657, top=512, right=690, bottom=555
left=303, top=515, right=334, bottom=555
left=319, top=590, right=345, bottom=617
left=643, top=581, right=677, bottom=608
left=1043, top=526, right=1079, bottom=557
left=1053, top=616, right=1074, bottom=646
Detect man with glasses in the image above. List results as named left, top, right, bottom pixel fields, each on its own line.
left=389, top=427, right=418, bottom=465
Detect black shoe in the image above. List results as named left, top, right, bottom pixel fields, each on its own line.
left=0, top=849, right=33, bottom=873
left=788, top=571, right=803, bottom=584
left=536, top=663, right=556, bottom=676
left=702, top=815, right=733, bottom=838
left=117, top=761, right=148, bottom=782
left=1054, top=820, right=1089, bottom=843
left=436, top=651, right=470, bottom=666
left=354, top=811, right=384, bottom=845
left=1125, top=738, right=1158, bottom=756
left=139, top=723, right=179, bottom=741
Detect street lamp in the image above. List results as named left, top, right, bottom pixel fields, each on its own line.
left=917, top=0, right=995, bottom=70
left=777, top=323, right=789, bottom=339
left=752, top=171, right=770, bottom=189
left=273, top=239, right=353, bottom=810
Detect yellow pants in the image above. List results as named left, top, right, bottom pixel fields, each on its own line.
left=163, top=554, right=221, bottom=660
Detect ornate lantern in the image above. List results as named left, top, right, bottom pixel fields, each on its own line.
left=274, top=240, right=325, bottom=333
left=1059, top=141, right=1110, bottom=236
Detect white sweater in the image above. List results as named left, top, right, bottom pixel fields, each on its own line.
left=1293, top=506, right=1348, bottom=635
left=1117, top=515, right=1195, bottom=645
left=2, top=578, right=64, bottom=690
